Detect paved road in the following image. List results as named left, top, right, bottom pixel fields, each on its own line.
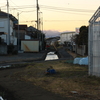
left=0, top=51, right=47, bottom=65
left=0, top=47, right=73, bottom=65
left=57, top=47, right=73, bottom=59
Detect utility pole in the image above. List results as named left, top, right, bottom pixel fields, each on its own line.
left=17, top=11, right=23, bottom=51
left=36, top=0, right=39, bottom=39
left=7, top=0, right=10, bottom=45
left=17, top=12, right=19, bottom=51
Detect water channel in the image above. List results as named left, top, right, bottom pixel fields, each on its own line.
left=45, top=52, right=58, bottom=61
left=0, top=52, right=58, bottom=69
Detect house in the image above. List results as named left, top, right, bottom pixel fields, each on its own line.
left=0, top=10, right=18, bottom=45
left=60, top=31, right=76, bottom=45
left=14, top=25, right=27, bottom=39
left=14, top=25, right=27, bottom=50
left=27, top=26, right=38, bottom=39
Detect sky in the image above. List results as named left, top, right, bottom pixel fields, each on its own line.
left=0, top=0, right=100, bottom=36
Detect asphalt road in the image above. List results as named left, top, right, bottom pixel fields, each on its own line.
left=0, top=51, right=47, bottom=65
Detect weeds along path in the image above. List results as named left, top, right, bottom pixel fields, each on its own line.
left=0, top=67, right=67, bottom=100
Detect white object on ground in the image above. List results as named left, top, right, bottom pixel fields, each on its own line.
left=47, top=52, right=55, bottom=55
left=0, top=65, right=11, bottom=68
left=0, top=96, right=4, bottom=100
left=79, top=57, right=88, bottom=65
left=73, top=58, right=82, bottom=64
left=73, top=57, right=88, bottom=65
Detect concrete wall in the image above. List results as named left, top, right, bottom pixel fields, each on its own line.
left=72, top=45, right=86, bottom=56
left=76, top=45, right=86, bottom=56
left=0, top=44, right=7, bottom=55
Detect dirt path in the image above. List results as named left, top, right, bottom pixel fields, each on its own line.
left=0, top=67, right=68, bottom=100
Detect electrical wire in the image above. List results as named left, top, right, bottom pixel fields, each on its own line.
left=8, top=4, right=95, bottom=13
left=41, top=8, right=92, bottom=15
left=40, top=5, right=95, bottom=13
left=20, top=20, right=88, bottom=23
left=1, top=3, right=95, bottom=15
left=0, top=2, right=94, bottom=25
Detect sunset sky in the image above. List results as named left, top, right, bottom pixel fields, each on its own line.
left=0, top=0, right=100, bottom=33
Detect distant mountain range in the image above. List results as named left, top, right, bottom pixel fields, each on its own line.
left=43, top=30, right=61, bottom=38
left=43, top=30, right=73, bottom=38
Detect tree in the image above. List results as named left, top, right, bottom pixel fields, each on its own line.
left=78, top=26, right=88, bottom=45
left=71, top=34, right=79, bottom=45
left=72, top=26, right=88, bottom=54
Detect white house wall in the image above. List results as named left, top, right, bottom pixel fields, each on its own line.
left=0, top=34, right=7, bottom=43
left=10, top=36, right=17, bottom=45
left=0, top=18, right=8, bottom=33
left=0, top=34, right=17, bottom=45
left=10, top=20, right=13, bottom=35
left=0, top=18, right=14, bottom=45
left=25, top=35, right=31, bottom=39
left=60, top=32, right=75, bottom=44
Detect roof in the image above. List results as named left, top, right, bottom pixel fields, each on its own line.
left=61, top=31, right=75, bottom=35
left=14, top=25, right=27, bottom=30
left=0, top=10, right=18, bottom=23
left=27, top=26, right=37, bottom=31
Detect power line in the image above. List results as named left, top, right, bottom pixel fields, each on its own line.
left=9, top=4, right=95, bottom=13
left=20, top=20, right=88, bottom=23
left=40, top=5, right=95, bottom=13
left=1, top=4, right=95, bottom=14
left=41, top=8, right=92, bottom=15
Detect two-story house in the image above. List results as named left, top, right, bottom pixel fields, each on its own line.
left=60, top=31, right=76, bottom=44
left=0, top=10, right=18, bottom=45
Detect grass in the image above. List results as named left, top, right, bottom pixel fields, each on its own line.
left=12, top=60, right=100, bottom=100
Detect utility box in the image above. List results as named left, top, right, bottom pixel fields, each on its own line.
left=89, top=7, right=100, bottom=77
left=21, top=40, right=39, bottom=52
